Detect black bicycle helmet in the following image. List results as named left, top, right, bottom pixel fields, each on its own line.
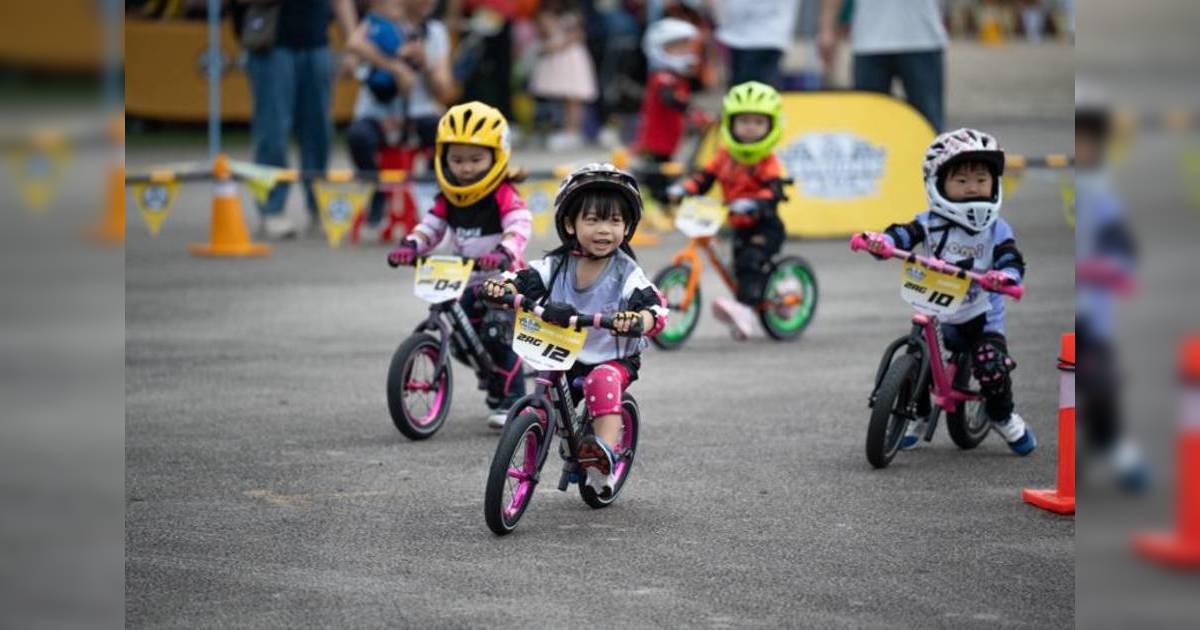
left=553, top=163, right=643, bottom=248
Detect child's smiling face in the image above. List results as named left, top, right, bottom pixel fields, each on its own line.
left=567, top=200, right=626, bottom=258
left=445, top=143, right=494, bottom=184
left=942, top=162, right=995, bottom=200
left=731, top=113, right=771, bottom=144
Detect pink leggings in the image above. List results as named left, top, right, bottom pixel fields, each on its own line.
left=582, top=361, right=631, bottom=417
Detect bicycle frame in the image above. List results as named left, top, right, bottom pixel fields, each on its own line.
left=669, top=236, right=800, bottom=313
left=413, top=299, right=497, bottom=390
left=503, top=370, right=593, bottom=492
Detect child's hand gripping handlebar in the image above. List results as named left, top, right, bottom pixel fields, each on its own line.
left=476, top=287, right=644, bottom=337
left=849, top=232, right=1025, bottom=301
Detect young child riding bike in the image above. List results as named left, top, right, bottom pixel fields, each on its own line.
left=387, top=101, right=532, bottom=428
left=482, top=163, right=667, bottom=495
left=861, top=128, right=1036, bottom=455
left=668, top=80, right=791, bottom=340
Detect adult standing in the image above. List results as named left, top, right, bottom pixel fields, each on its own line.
left=233, top=0, right=358, bottom=239
left=818, top=0, right=947, bottom=132
left=712, top=0, right=801, bottom=89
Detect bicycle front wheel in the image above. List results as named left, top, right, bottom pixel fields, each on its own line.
left=866, top=353, right=920, bottom=469
left=651, top=264, right=700, bottom=350
left=484, top=411, right=546, bottom=535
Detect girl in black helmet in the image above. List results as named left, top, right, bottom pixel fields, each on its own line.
left=483, top=163, right=667, bottom=496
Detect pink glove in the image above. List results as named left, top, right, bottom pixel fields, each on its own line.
left=979, top=269, right=1016, bottom=291
left=477, top=248, right=511, bottom=271
left=387, top=239, right=420, bottom=268
left=865, top=234, right=894, bottom=259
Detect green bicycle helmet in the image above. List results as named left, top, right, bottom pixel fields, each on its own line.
left=720, top=81, right=783, bottom=164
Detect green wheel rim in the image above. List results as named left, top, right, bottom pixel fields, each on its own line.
left=659, top=267, right=697, bottom=343
left=764, top=263, right=816, bottom=333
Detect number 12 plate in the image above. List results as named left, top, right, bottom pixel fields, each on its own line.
left=512, top=313, right=588, bottom=371
left=414, top=256, right=475, bottom=303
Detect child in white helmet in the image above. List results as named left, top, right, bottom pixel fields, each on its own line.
left=862, top=128, right=1036, bottom=455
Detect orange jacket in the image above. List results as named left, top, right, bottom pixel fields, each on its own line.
left=680, top=148, right=786, bottom=203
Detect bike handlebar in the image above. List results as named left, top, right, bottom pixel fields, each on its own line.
left=479, top=290, right=644, bottom=337
left=849, top=232, right=1024, bottom=300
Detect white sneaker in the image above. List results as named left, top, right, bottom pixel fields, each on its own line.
left=597, top=125, right=622, bottom=150
left=546, top=131, right=584, bottom=152
left=487, top=408, right=508, bottom=429
left=991, top=412, right=1037, bottom=455
left=263, top=214, right=297, bottom=240
left=900, top=419, right=926, bottom=450
left=713, top=297, right=754, bottom=341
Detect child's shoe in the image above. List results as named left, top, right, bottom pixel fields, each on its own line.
left=900, top=419, right=926, bottom=450
left=1111, top=439, right=1151, bottom=494
left=486, top=392, right=523, bottom=429
left=992, top=412, right=1037, bottom=455
left=578, top=435, right=617, bottom=496
left=713, top=297, right=754, bottom=341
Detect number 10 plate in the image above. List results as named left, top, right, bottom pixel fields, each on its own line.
left=512, top=313, right=588, bottom=371
left=900, top=259, right=970, bottom=316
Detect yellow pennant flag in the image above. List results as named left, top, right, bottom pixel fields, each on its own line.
left=131, top=181, right=180, bottom=236
left=1003, top=170, right=1026, bottom=198
left=1179, top=144, right=1200, bottom=213
left=516, top=179, right=558, bottom=238
left=314, top=180, right=373, bottom=247
left=229, top=159, right=284, bottom=205
left=5, top=142, right=71, bottom=213
left=1058, top=173, right=1075, bottom=228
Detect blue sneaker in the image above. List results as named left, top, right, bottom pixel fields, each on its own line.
left=992, top=413, right=1036, bottom=456
left=578, top=435, right=617, bottom=496
left=1112, top=440, right=1151, bottom=494
left=900, top=420, right=925, bottom=450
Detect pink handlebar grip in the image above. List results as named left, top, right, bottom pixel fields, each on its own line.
left=849, top=233, right=870, bottom=252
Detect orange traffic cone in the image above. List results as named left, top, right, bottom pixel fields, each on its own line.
left=1022, top=332, right=1076, bottom=515
left=189, top=154, right=270, bottom=257
left=1131, top=335, right=1200, bottom=568
left=89, top=161, right=126, bottom=244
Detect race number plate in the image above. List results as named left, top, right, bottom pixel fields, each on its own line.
left=674, top=197, right=728, bottom=238
left=900, top=259, right=971, bottom=316
left=512, top=313, right=588, bottom=371
left=413, top=256, right=475, bottom=303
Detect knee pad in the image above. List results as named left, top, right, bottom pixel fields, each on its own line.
left=972, top=339, right=1016, bottom=397
left=480, top=309, right=513, bottom=353
left=582, top=364, right=626, bottom=417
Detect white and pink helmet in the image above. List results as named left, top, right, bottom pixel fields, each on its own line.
left=923, top=128, right=1007, bottom=232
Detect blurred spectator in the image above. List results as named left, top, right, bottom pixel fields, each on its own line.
left=818, top=0, right=946, bottom=131
left=345, top=0, right=455, bottom=229
left=634, top=17, right=706, bottom=204
left=590, top=0, right=648, bottom=148
left=529, top=0, right=598, bottom=151
left=1074, top=98, right=1149, bottom=492
left=712, top=0, right=801, bottom=89
left=452, top=0, right=526, bottom=123
left=232, top=0, right=358, bottom=239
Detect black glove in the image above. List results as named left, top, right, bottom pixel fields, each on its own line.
left=541, top=301, right=578, bottom=327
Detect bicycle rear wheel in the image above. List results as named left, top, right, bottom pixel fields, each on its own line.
left=579, top=395, right=640, bottom=508
left=387, top=333, right=452, bottom=440
left=866, top=354, right=920, bottom=469
left=946, top=355, right=991, bottom=449
left=484, top=411, right=546, bottom=535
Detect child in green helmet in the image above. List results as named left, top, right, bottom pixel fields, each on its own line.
left=668, top=81, right=790, bottom=340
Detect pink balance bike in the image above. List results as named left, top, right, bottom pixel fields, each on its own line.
left=849, top=233, right=1025, bottom=469
left=481, top=292, right=643, bottom=536
left=386, top=256, right=522, bottom=440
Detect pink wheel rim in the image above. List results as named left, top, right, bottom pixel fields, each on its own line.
left=403, top=346, right=446, bottom=427
left=503, top=424, right=540, bottom=522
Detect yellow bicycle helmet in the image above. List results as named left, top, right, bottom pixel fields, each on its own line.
left=720, top=81, right=783, bottom=165
left=435, top=101, right=512, bottom=207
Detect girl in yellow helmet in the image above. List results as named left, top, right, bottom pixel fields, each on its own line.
left=387, top=101, right=532, bottom=427
left=667, top=81, right=790, bottom=340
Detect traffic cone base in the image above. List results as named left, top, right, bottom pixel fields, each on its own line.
left=190, top=155, right=271, bottom=257
left=89, top=163, right=126, bottom=244
left=1021, top=488, right=1075, bottom=515
left=1132, top=533, right=1200, bottom=568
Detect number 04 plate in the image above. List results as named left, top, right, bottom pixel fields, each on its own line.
left=414, top=256, right=475, bottom=303
left=900, top=259, right=970, bottom=316
left=512, top=313, right=588, bottom=371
